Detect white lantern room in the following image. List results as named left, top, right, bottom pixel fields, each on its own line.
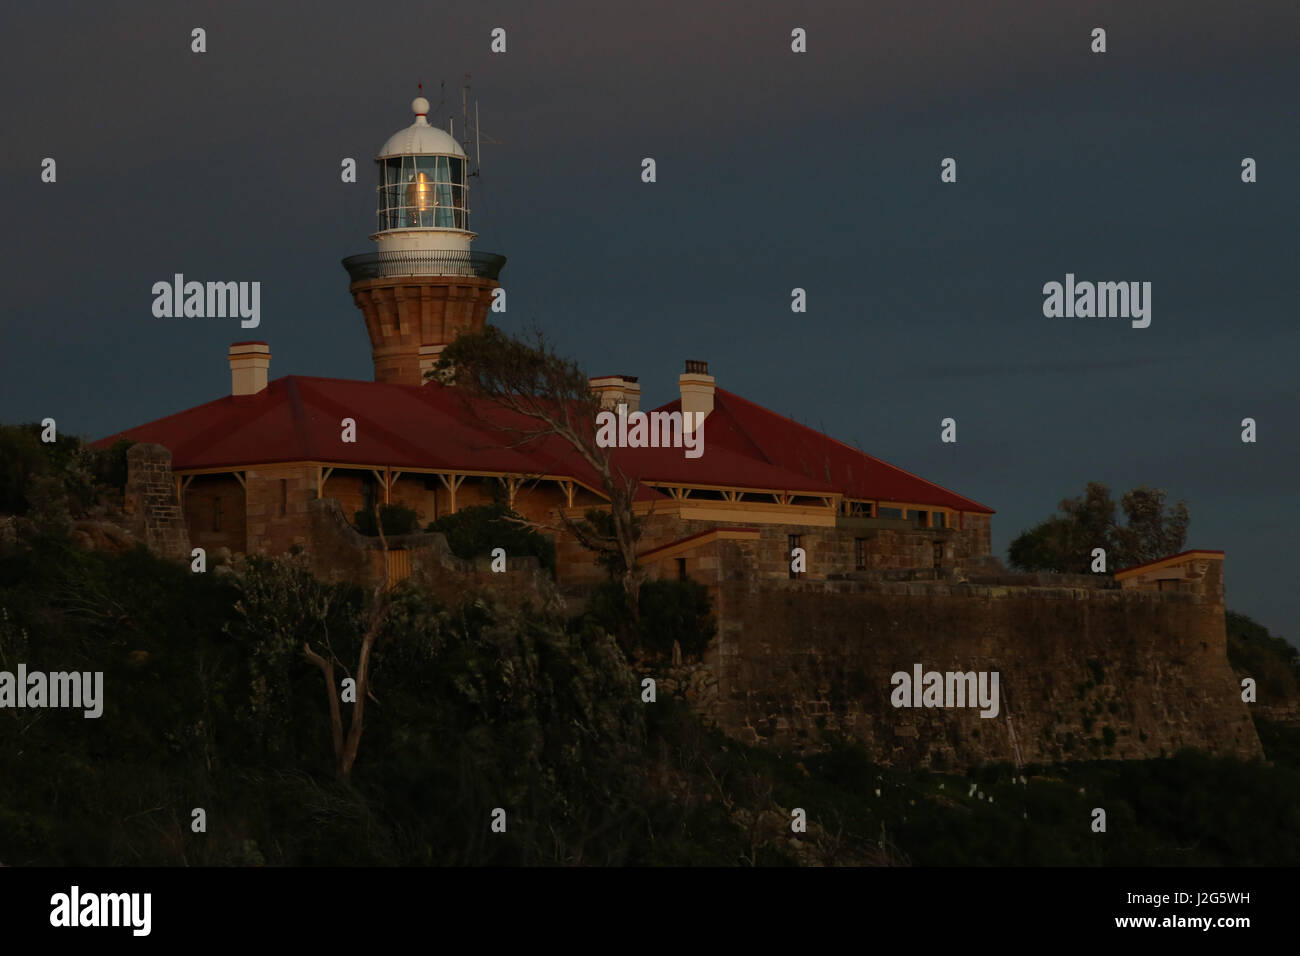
left=372, top=96, right=475, bottom=254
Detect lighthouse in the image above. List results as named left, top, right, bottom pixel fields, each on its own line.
left=342, top=94, right=506, bottom=385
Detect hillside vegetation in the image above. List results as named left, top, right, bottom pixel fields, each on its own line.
left=1, top=528, right=1298, bottom=866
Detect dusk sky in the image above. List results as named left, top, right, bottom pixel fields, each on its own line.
left=2, top=1, right=1297, bottom=641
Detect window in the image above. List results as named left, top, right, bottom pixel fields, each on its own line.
left=377, top=155, right=469, bottom=231
left=677, top=558, right=688, bottom=582
left=911, top=510, right=929, bottom=529
left=212, top=497, right=223, bottom=533
left=788, top=534, right=803, bottom=579
left=878, top=506, right=903, bottom=519
left=855, top=538, right=868, bottom=571
left=933, top=511, right=946, bottom=529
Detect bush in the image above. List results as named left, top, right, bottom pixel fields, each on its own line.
left=0, top=425, right=46, bottom=514
left=0, top=424, right=133, bottom=518
left=1226, top=610, right=1300, bottom=701
left=426, top=504, right=555, bottom=572
left=94, top=439, right=134, bottom=490
left=354, top=504, right=420, bottom=537
left=585, top=577, right=716, bottom=658
left=640, top=578, right=716, bottom=657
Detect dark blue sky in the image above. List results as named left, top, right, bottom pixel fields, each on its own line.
left=2, top=1, right=1297, bottom=642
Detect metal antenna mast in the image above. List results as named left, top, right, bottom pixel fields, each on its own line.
left=459, top=72, right=502, bottom=178
left=433, top=79, right=445, bottom=128
left=461, top=72, right=469, bottom=146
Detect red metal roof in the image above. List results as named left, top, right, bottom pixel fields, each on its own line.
left=638, top=389, right=994, bottom=513
left=95, top=376, right=994, bottom=513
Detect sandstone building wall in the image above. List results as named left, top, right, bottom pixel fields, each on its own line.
left=184, top=475, right=248, bottom=554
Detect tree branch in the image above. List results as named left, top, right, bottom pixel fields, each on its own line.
left=339, top=500, right=391, bottom=779
left=302, top=641, right=344, bottom=768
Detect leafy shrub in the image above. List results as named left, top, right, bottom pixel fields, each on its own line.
left=426, top=503, right=555, bottom=572
left=354, top=503, right=420, bottom=537
left=94, top=439, right=134, bottom=490
left=585, top=577, right=716, bottom=657
left=0, top=424, right=131, bottom=518
left=0, top=425, right=46, bottom=514
left=1226, top=610, right=1300, bottom=701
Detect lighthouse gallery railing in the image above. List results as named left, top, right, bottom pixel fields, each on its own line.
left=342, top=250, right=507, bottom=282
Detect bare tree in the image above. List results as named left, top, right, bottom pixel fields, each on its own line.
left=302, top=501, right=391, bottom=779
left=432, top=325, right=647, bottom=609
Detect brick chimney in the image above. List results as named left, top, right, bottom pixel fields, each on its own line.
left=588, top=374, right=641, bottom=412
left=229, top=341, right=271, bottom=396
left=679, top=360, right=714, bottom=432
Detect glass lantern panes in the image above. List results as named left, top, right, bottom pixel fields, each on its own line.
left=377, top=155, right=468, bottom=231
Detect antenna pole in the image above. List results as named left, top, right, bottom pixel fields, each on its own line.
left=461, top=72, right=470, bottom=148
left=476, top=100, right=482, bottom=169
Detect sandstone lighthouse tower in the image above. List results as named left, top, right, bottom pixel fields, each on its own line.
left=342, top=93, right=506, bottom=385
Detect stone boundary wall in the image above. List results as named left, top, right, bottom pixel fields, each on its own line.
left=124, top=444, right=191, bottom=561
left=704, top=560, right=1262, bottom=767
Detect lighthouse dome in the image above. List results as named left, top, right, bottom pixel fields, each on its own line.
left=377, top=97, right=467, bottom=159
left=369, top=94, right=474, bottom=252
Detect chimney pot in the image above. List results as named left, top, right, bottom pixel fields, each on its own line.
left=589, top=374, right=642, bottom=412
left=678, top=360, right=715, bottom=432
left=229, top=341, right=271, bottom=396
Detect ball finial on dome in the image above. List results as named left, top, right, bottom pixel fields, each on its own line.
left=412, top=96, right=430, bottom=117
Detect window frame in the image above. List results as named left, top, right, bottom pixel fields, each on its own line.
left=377, top=155, right=470, bottom=231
